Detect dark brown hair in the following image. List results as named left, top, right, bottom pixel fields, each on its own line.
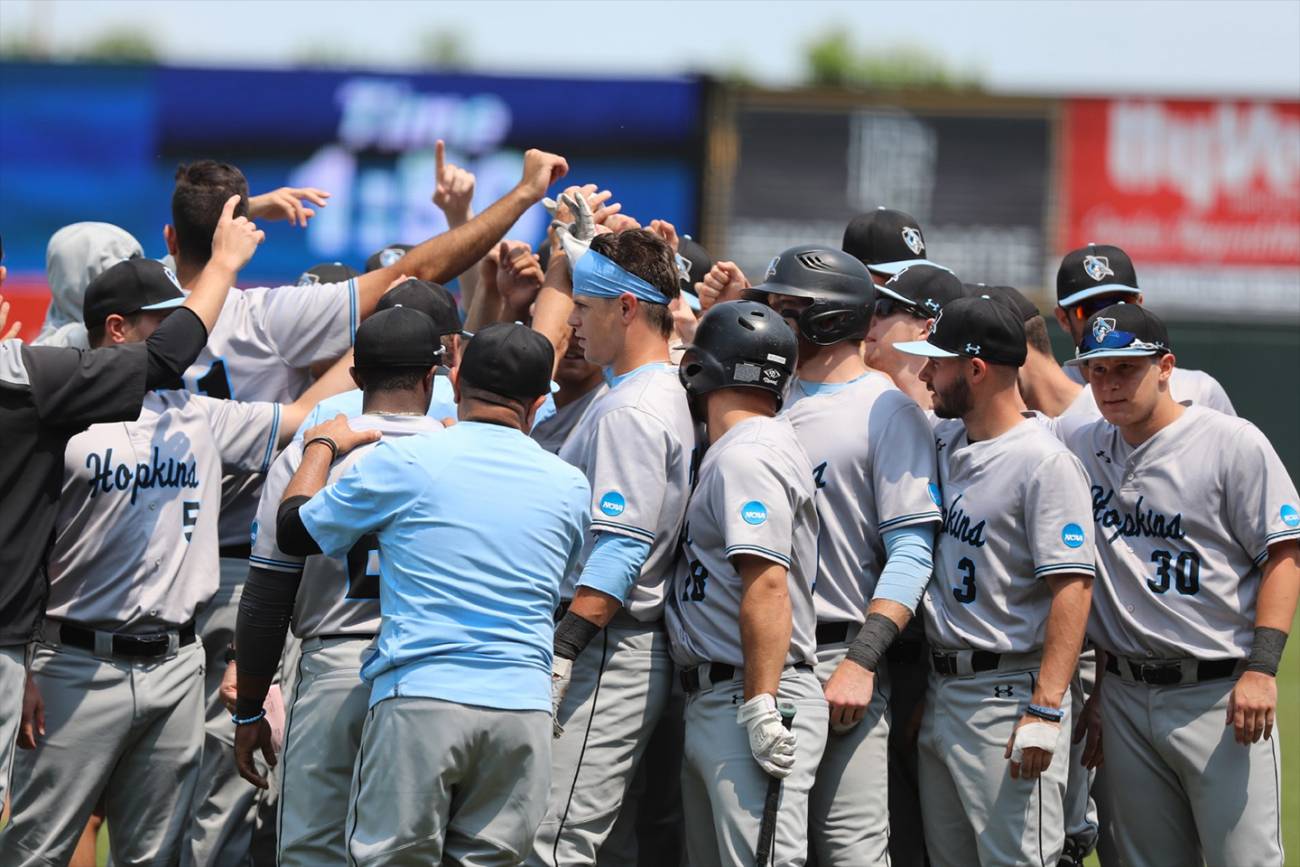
left=590, top=229, right=680, bottom=337
left=171, top=161, right=249, bottom=265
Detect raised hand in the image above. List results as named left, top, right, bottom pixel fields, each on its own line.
left=696, top=261, right=750, bottom=310
left=497, top=241, right=545, bottom=317
left=247, top=186, right=330, bottom=228
left=432, top=139, right=476, bottom=225
left=211, top=194, right=266, bottom=273
left=648, top=219, right=680, bottom=252
left=0, top=293, right=22, bottom=341
left=517, top=149, right=570, bottom=202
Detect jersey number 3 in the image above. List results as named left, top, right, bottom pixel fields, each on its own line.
left=952, top=557, right=977, bottom=604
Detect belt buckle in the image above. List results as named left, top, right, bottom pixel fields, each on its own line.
left=931, top=653, right=955, bottom=676
left=118, top=632, right=170, bottom=659
left=1137, top=662, right=1181, bottom=685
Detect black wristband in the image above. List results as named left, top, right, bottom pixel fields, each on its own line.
left=304, top=436, right=339, bottom=463
left=1245, top=626, right=1288, bottom=676
left=554, top=610, right=602, bottom=661
left=224, top=645, right=237, bottom=664
left=844, top=612, right=901, bottom=674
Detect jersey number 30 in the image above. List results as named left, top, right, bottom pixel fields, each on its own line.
left=1148, top=549, right=1200, bottom=596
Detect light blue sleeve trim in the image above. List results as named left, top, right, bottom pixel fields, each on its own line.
left=871, top=524, right=935, bottom=613
left=576, top=531, right=650, bottom=602
left=348, top=277, right=358, bottom=345
left=260, top=404, right=282, bottom=473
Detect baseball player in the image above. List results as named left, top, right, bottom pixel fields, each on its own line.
left=894, top=295, right=1097, bottom=867
left=274, top=322, right=590, bottom=864
left=863, top=264, right=966, bottom=409
left=0, top=202, right=259, bottom=807
left=842, top=207, right=943, bottom=287
left=530, top=326, right=607, bottom=453
left=0, top=256, right=314, bottom=865
left=753, top=246, right=941, bottom=866
left=1053, top=244, right=1235, bottom=417
left=1060, top=303, right=1297, bottom=867
left=666, top=299, right=825, bottom=866
left=528, top=229, right=696, bottom=866
left=166, top=150, right=568, bottom=861
left=231, top=307, right=445, bottom=865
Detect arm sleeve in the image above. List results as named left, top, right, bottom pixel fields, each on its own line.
left=299, top=442, right=410, bottom=558
left=1224, top=423, right=1300, bottom=564
left=144, top=307, right=208, bottom=390
left=252, top=280, right=358, bottom=368
left=871, top=524, right=936, bottom=613
left=871, top=398, right=943, bottom=532
left=717, top=443, right=796, bottom=567
left=586, top=408, right=674, bottom=545
left=22, top=341, right=148, bottom=429
left=193, top=396, right=281, bottom=474
left=234, top=565, right=303, bottom=679
left=1025, top=450, right=1098, bottom=579
left=576, top=531, right=652, bottom=601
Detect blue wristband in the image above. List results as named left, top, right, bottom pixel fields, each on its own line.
left=1026, top=703, right=1064, bottom=722
left=231, top=709, right=267, bottom=726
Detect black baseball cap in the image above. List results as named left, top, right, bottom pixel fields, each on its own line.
left=459, top=322, right=555, bottom=403
left=365, top=243, right=413, bottom=273
left=83, top=258, right=187, bottom=330
left=1056, top=243, right=1139, bottom=307
left=298, top=262, right=359, bottom=286
left=354, top=307, right=442, bottom=369
left=877, top=265, right=965, bottom=316
left=974, top=284, right=1039, bottom=323
left=895, top=294, right=1027, bottom=367
left=677, top=236, right=713, bottom=312
left=1068, top=302, right=1171, bottom=366
left=842, top=207, right=940, bottom=275
left=378, top=278, right=464, bottom=336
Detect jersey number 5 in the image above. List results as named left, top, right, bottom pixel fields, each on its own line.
left=952, top=557, right=977, bottom=604
left=1148, top=549, right=1200, bottom=595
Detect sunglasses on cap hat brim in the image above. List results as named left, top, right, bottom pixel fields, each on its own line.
left=1067, top=328, right=1169, bottom=366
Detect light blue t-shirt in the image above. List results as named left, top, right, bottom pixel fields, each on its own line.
left=300, top=421, right=591, bottom=712
left=296, top=378, right=557, bottom=437
left=294, top=376, right=458, bottom=439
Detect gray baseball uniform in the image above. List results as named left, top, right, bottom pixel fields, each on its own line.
left=248, top=412, right=440, bottom=866
left=530, top=383, right=607, bottom=454
left=0, top=392, right=277, bottom=867
left=919, top=417, right=1096, bottom=867
left=1063, top=364, right=1235, bottom=417
left=781, top=374, right=941, bottom=866
left=182, top=277, right=357, bottom=866
left=666, top=414, right=826, bottom=867
left=532, top=363, right=695, bottom=867
left=1062, top=405, right=1297, bottom=867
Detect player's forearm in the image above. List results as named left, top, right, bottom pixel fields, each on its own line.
left=531, top=252, right=576, bottom=373
left=1255, top=540, right=1299, bottom=633
left=280, top=352, right=356, bottom=446
left=1035, top=574, right=1093, bottom=706
left=866, top=598, right=912, bottom=631
left=568, top=585, right=623, bottom=629
left=738, top=557, right=793, bottom=701
left=283, top=443, right=334, bottom=503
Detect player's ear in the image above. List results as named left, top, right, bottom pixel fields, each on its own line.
left=620, top=293, right=637, bottom=326
left=164, top=225, right=178, bottom=258
left=1157, top=352, right=1176, bottom=381
left=923, top=317, right=937, bottom=336
left=1052, top=306, right=1071, bottom=335
left=104, top=313, right=129, bottom=345
left=348, top=367, right=363, bottom=390
left=422, top=366, right=436, bottom=392
left=525, top=393, right=547, bottom=428
left=449, top=367, right=463, bottom=403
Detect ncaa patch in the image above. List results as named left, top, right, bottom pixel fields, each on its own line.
left=741, top=500, right=768, bottom=526
left=1061, top=523, right=1086, bottom=549
left=1083, top=255, right=1114, bottom=282
left=928, top=482, right=942, bottom=507
left=599, top=491, right=627, bottom=517
left=1282, top=504, right=1300, bottom=528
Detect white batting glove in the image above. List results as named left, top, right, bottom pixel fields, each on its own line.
left=737, top=693, right=796, bottom=779
left=551, top=656, right=573, bottom=738
left=551, top=191, right=597, bottom=263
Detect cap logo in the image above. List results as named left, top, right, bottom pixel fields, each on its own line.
left=1083, top=255, right=1114, bottom=282
left=163, top=266, right=182, bottom=290
left=901, top=226, right=924, bottom=256
left=1092, top=317, right=1117, bottom=343
left=964, top=343, right=981, bottom=355
left=380, top=247, right=405, bottom=268
left=923, top=297, right=940, bottom=313
left=675, top=252, right=692, bottom=283
left=765, top=256, right=780, bottom=280
left=297, top=272, right=322, bottom=287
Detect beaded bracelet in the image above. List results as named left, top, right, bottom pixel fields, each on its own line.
left=231, top=709, right=267, bottom=726
left=1026, top=703, right=1064, bottom=722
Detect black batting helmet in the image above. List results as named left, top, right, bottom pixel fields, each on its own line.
left=752, top=245, right=876, bottom=345
left=679, top=301, right=798, bottom=411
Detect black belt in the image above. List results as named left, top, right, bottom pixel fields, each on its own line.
left=1105, top=655, right=1238, bottom=686
left=58, top=620, right=196, bottom=659
left=679, top=662, right=813, bottom=694
left=219, top=544, right=252, bottom=560
left=313, top=632, right=377, bottom=642
left=931, top=650, right=1001, bottom=676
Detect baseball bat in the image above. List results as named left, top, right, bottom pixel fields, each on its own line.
left=754, top=700, right=797, bottom=866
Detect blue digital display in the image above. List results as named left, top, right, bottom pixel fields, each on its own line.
left=0, top=62, right=703, bottom=287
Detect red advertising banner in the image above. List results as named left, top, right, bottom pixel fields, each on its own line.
left=1063, top=98, right=1300, bottom=267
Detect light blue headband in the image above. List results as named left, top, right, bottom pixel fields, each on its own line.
left=572, top=249, right=670, bottom=305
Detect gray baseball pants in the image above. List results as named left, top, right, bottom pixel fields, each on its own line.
left=0, top=644, right=25, bottom=807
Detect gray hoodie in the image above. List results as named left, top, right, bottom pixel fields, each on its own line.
left=36, top=222, right=144, bottom=348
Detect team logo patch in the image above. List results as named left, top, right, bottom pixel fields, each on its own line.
left=1083, top=255, right=1114, bottom=282
left=380, top=247, right=405, bottom=268
left=163, top=266, right=183, bottom=290
left=1282, top=504, right=1300, bottom=528
left=1061, top=523, right=1086, bottom=549
left=928, top=482, right=942, bottom=507
left=741, top=500, right=768, bottom=526
left=1092, top=317, right=1117, bottom=344
left=599, top=491, right=627, bottom=517
left=760, top=366, right=783, bottom=386
left=765, top=256, right=780, bottom=280
left=901, top=226, right=925, bottom=256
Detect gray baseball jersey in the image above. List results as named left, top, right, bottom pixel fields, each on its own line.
left=557, top=363, right=695, bottom=620
left=249, top=413, right=443, bottom=639
left=1063, top=365, right=1235, bottom=418
left=1061, top=405, right=1300, bottom=659
left=530, top=384, right=607, bottom=454
left=666, top=415, right=820, bottom=668
left=180, top=279, right=358, bottom=547
left=923, top=418, right=1097, bottom=652
left=783, top=373, right=942, bottom=622
left=46, top=391, right=279, bottom=630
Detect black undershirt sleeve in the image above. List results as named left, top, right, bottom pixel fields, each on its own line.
left=277, top=496, right=322, bottom=557
left=143, top=307, right=208, bottom=390
left=234, top=565, right=303, bottom=685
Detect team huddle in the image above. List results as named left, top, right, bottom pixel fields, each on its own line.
left=0, top=141, right=1295, bottom=867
